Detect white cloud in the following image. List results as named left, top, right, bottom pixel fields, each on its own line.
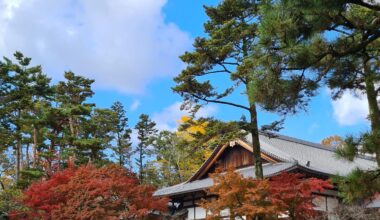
left=0, top=0, right=191, bottom=94
left=152, top=102, right=218, bottom=131
left=130, top=100, right=140, bottom=111
left=331, top=90, right=369, bottom=126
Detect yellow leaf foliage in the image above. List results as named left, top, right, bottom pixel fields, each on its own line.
left=321, top=135, right=344, bottom=148
left=176, top=116, right=208, bottom=141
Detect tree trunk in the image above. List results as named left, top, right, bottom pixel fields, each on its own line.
left=20, top=143, right=24, bottom=169
left=175, top=162, right=183, bottom=182
left=243, top=36, right=263, bottom=179
left=26, top=143, right=30, bottom=169
left=364, top=69, right=380, bottom=166
left=47, top=138, right=55, bottom=174
left=68, top=116, right=75, bottom=136
left=249, top=103, right=264, bottom=179
left=32, top=127, right=38, bottom=168
left=118, top=135, right=124, bottom=167
left=139, top=146, right=143, bottom=182
left=0, top=179, right=5, bottom=190
left=16, top=139, right=21, bottom=182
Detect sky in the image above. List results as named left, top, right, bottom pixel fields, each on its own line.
left=0, top=0, right=371, bottom=144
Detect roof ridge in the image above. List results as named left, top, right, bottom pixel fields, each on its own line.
left=258, top=131, right=376, bottom=161
left=259, top=131, right=337, bottom=152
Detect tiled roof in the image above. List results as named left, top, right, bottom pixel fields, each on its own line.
left=154, top=162, right=296, bottom=197
left=154, top=133, right=377, bottom=197
left=255, top=133, right=377, bottom=176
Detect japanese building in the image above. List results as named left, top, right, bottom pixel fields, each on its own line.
left=154, top=133, right=378, bottom=219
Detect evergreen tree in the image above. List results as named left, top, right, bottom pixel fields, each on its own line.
left=173, top=0, right=315, bottom=179
left=55, top=72, right=95, bottom=165
left=74, top=108, right=116, bottom=164
left=27, top=100, right=51, bottom=169
left=56, top=71, right=94, bottom=139
left=134, top=114, right=157, bottom=182
left=110, top=101, right=132, bottom=168
left=258, top=0, right=380, bottom=201
left=0, top=52, right=51, bottom=181
left=259, top=1, right=380, bottom=142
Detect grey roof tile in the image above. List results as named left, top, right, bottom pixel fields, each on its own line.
left=154, top=133, right=377, bottom=197
left=254, top=133, right=377, bottom=176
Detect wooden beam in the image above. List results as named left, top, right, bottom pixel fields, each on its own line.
left=234, top=139, right=279, bottom=163
left=189, top=139, right=280, bottom=181
left=191, top=144, right=229, bottom=181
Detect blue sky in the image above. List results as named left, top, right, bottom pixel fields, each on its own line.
left=0, top=0, right=371, bottom=144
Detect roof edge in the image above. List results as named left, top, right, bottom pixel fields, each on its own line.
left=258, top=131, right=376, bottom=162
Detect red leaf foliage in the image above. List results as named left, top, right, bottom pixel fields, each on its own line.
left=201, top=169, right=333, bottom=220
left=269, top=172, right=333, bottom=219
left=12, top=164, right=168, bottom=219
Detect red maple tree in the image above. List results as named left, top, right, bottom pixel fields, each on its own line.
left=12, top=164, right=168, bottom=219
left=199, top=167, right=278, bottom=219
left=269, top=172, right=332, bottom=219
left=201, top=169, right=332, bottom=220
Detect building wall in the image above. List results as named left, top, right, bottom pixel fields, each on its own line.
left=183, top=195, right=339, bottom=220
left=187, top=207, right=206, bottom=220
left=313, top=195, right=339, bottom=212
left=199, top=146, right=271, bottom=179
left=186, top=207, right=236, bottom=220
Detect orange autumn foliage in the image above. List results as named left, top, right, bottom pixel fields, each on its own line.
left=13, top=164, right=168, bottom=219
left=199, top=167, right=278, bottom=220
left=200, top=168, right=332, bottom=220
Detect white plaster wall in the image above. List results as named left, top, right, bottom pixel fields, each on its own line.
left=313, top=195, right=339, bottom=212
left=187, top=207, right=206, bottom=220
left=186, top=207, right=247, bottom=220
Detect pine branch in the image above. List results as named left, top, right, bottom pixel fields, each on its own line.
left=191, top=93, right=250, bottom=111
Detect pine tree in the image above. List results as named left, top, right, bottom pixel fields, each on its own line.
left=134, top=114, right=157, bottom=182
left=259, top=1, right=380, bottom=160
left=56, top=71, right=94, bottom=138
left=110, top=101, right=132, bottom=168
left=173, top=0, right=315, bottom=179
left=258, top=0, right=380, bottom=201
left=0, top=52, right=51, bottom=181
left=55, top=72, right=95, bottom=165
left=74, top=108, right=116, bottom=164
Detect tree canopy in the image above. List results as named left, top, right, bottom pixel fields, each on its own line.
left=12, top=164, right=168, bottom=219
left=173, top=0, right=316, bottom=179
left=200, top=168, right=332, bottom=220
